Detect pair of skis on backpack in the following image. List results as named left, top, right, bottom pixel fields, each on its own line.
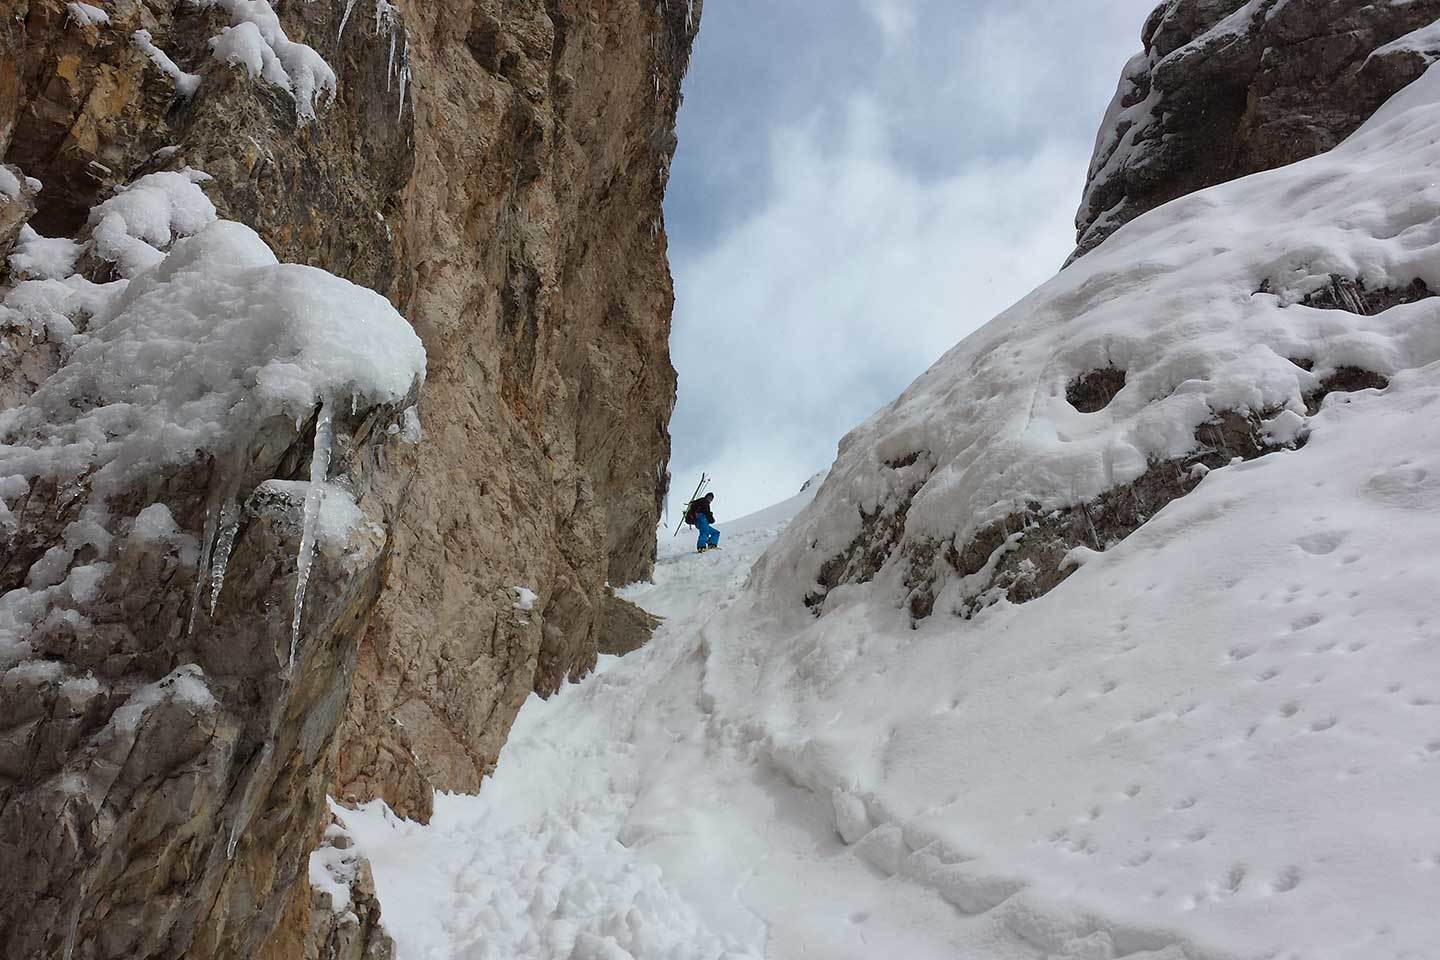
left=676, top=475, right=722, bottom=556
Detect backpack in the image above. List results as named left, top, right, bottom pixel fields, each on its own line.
left=684, top=500, right=700, bottom=526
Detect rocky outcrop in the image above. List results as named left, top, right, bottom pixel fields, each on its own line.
left=262, top=819, right=395, bottom=960
left=1074, top=0, right=1440, bottom=259
left=0, top=163, right=39, bottom=262
left=1, top=0, right=694, bottom=957
left=597, top=589, right=662, bottom=657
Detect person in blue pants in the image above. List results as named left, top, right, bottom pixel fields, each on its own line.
left=687, top=492, right=720, bottom=552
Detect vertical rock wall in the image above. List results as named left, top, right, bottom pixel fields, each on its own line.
left=331, top=0, right=698, bottom=817
left=0, top=0, right=697, bottom=955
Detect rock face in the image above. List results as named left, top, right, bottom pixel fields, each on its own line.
left=1074, top=0, right=1440, bottom=259
left=332, top=0, right=697, bottom=820
left=0, top=0, right=694, bottom=957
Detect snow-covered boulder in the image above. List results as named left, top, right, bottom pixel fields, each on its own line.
left=0, top=164, right=40, bottom=275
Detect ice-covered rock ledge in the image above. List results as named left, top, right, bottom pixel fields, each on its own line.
left=0, top=171, right=424, bottom=959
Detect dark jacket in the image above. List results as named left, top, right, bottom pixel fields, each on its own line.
left=686, top=497, right=715, bottom=525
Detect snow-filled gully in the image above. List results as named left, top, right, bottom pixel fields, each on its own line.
left=342, top=64, right=1440, bottom=960
left=349, top=358, right=1440, bottom=960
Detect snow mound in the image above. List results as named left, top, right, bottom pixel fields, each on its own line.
left=88, top=168, right=216, bottom=276
left=0, top=175, right=424, bottom=663
left=759, top=59, right=1440, bottom=620
left=9, top=224, right=84, bottom=281
left=201, top=0, right=338, bottom=122
left=65, top=2, right=109, bottom=27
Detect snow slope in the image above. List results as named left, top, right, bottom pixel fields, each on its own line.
left=762, top=58, right=1440, bottom=622
left=345, top=64, right=1440, bottom=960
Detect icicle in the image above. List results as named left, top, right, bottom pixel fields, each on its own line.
left=226, top=741, right=274, bottom=858
left=337, top=0, right=360, bottom=39
left=374, top=0, right=398, bottom=34
left=186, top=499, right=221, bottom=635
left=290, top=397, right=333, bottom=670
left=61, top=872, right=92, bottom=960
left=397, top=40, right=410, bottom=120
left=387, top=33, right=396, bottom=89
left=209, top=497, right=239, bottom=614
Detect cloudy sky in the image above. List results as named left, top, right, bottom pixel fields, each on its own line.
left=663, top=0, right=1160, bottom=522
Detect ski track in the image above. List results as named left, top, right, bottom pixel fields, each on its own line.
left=342, top=488, right=1068, bottom=960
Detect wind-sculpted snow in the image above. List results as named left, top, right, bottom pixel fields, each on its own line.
left=758, top=62, right=1440, bottom=623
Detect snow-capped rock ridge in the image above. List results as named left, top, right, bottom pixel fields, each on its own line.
left=762, top=59, right=1440, bottom=627
left=1073, top=0, right=1440, bottom=260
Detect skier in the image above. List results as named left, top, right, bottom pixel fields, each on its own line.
left=685, top=492, right=720, bottom=553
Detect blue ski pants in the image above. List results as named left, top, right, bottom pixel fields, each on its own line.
left=696, top=515, right=720, bottom=550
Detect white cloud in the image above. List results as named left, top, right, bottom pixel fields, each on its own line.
left=860, top=0, right=917, bottom=50
left=668, top=98, right=1086, bottom=520
left=662, top=0, right=1164, bottom=526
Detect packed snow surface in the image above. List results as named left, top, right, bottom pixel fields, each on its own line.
left=343, top=65, right=1440, bottom=960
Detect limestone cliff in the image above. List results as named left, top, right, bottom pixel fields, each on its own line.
left=0, top=0, right=696, bottom=956
left=333, top=0, right=698, bottom=820
left=1074, top=0, right=1440, bottom=259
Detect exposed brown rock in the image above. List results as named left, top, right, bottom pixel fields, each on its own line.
left=1295, top=274, right=1435, bottom=316
left=0, top=162, right=38, bottom=266
left=1074, top=0, right=1440, bottom=259
left=1, top=0, right=696, bottom=956
left=895, top=411, right=1305, bottom=624
left=262, top=818, right=396, bottom=960
left=597, top=589, right=661, bottom=657
left=1067, top=367, right=1127, bottom=413
left=332, top=0, right=698, bottom=820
